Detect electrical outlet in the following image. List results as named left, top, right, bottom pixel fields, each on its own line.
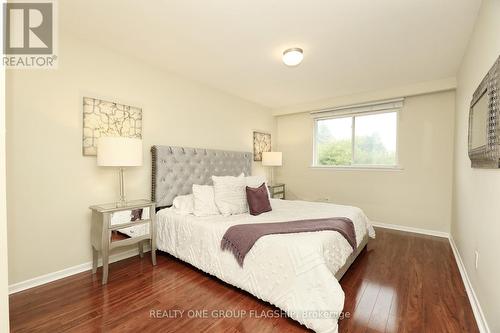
left=474, top=250, right=479, bottom=269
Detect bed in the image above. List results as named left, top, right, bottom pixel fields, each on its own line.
left=150, top=145, right=375, bottom=333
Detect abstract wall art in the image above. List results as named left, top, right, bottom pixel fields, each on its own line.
left=82, top=97, right=142, bottom=156
left=253, top=131, right=271, bottom=161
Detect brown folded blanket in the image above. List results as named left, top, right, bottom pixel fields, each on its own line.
left=221, top=217, right=356, bottom=267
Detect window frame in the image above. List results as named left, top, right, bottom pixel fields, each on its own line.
left=312, top=108, right=401, bottom=170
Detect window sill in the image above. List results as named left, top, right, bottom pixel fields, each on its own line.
left=310, top=165, right=404, bottom=171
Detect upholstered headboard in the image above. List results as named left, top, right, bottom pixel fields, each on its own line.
left=151, top=145, right=252, bottom=208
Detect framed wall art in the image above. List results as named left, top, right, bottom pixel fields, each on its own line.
left=253, top=131, right=271, bottom=161
left=82, top=97, right=142, bottom=156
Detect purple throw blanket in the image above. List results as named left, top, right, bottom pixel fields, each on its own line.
left=221, top=217, right=356, bottom=267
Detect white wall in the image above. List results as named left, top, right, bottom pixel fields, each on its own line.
left=273, top=77, right=457, bottom=116
left=6, top=34, right=273, bottom=284
left=276, top=90, right=455, bottom=232
left=452, top=0, right=500, bottom=331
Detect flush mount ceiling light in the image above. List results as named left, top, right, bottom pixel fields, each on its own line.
left=282, top=47, right=304, bottom=67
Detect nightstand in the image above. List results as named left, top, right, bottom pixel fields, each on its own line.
left=268, top=183, right=286, bottom=199
left=89, top=199, right=156, bottom=284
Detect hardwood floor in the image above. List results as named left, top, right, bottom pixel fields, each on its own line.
left=9, top=228, right=478, bottom=332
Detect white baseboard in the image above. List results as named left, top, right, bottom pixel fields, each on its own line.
left=371, top=221, right=450, bottom=238
left=449, top=236, right=490, bottom=333
left=8, top=248, right=144, bottom=294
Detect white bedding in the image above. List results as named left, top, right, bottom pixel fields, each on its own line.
left=155, top=199, right=375, bottom=333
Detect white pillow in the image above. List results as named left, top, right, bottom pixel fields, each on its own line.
left=212, top=174, right=247, bottom=216
left=172, top=194, right=194, bottom=215
left=245, top=175, right=271, bottom=198
left=192, top=185, right=220, bottom=216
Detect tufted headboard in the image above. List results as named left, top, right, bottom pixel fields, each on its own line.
left=151, top=145, right=252, bottom=208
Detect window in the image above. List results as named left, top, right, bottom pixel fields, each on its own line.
left=313, top=101, right=400, bottom=168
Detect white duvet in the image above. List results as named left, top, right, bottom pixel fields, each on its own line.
left=155, top=199, right=375, bottom=333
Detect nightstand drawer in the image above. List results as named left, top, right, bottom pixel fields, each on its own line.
left=272, top=192, right=285, bottom=199
left=110, top=219, right=151, bottom=239
left=268, top=183, right=286, bottom=199
left=110, top=207, right=150, bottom=227
left=109, top=218, right=151, bottom=231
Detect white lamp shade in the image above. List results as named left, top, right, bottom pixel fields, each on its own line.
left=97, top=137, right=143, bottom=167
left=262, top=152, right=282, bottom=166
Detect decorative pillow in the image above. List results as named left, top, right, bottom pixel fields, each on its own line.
left=172, top=194, right=194, bottom=215
left=245, top=175, right=271, bottom=198
left=246, top=183, right=272, bottom=216
left=192, top=185, right=220, bottom=216
left=212, top=174, right=247, bottom=216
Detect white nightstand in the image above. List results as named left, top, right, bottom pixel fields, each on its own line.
left=89, top=199, right=156, bottom=284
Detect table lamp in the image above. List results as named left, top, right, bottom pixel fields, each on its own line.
left=97, top=137, right=143, bottom=205
left=262, top=152, right=282, bottom=185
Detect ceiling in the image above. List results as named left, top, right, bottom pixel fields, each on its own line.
left=61, top=0, right=481, bottom=109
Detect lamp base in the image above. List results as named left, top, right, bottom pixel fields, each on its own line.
left=117, top=167, right=126, bottom=207
left=115, top=199, right=128, bottom=208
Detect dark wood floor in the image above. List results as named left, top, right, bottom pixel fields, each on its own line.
left=9, top=228, right=478, bottom=333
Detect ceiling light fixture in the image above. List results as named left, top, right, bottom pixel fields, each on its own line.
left=282, top=47, right=304, bottom=67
